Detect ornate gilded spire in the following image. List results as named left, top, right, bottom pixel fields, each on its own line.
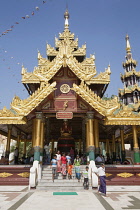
left=64, top=9, right=69, bottom=29
left=125, top=34, right=131, bottom=54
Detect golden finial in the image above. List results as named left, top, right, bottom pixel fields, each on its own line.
left=125, top=34, right=131, bottom=54
left=64, top=9, right=69, bottom=29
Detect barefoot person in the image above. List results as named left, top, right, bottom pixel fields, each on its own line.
left=61, top=153, right=67, bottom=179
left=51, top=155, right=57, bottom=182
left=98, top=163, right=107, bottom=196
left=56, top=150, right=61, bottom=173
left=74, top=155, right=81, bottom=182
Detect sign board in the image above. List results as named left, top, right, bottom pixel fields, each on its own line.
left=56, top=112, right=73, bottom=119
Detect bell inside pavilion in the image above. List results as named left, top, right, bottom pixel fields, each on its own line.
left=1, top=9, right=140, bottom=167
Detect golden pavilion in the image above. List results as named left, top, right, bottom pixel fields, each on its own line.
left=0, top=9, right=140, bottom=165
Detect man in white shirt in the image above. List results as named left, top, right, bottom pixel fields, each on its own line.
left=98, top=163, right=107, bottom=196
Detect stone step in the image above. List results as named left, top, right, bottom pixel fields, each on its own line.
left=40, top=178, right=84, bottom=182
left=36, top=186, right=86, bottom=191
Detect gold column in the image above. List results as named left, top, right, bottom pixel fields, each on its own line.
left=86, top=119, right=89, bottom=149
left=112, top=132, right=116, bottom=161
left=34, top=119, right=42, bottom=147
left=120, top=126, right=125, bottom=162
left=40, top=118, right=45, bottom=149
left=87, top=111, right=95, bottom=160
left=88, top=118, right=94, bottom=146
left=6, top=125, right=12, bottom=156
left=132, top=125, right=140, bottom=163
left=33, top=112, right=43, bottom=161
left=94, top=119, right=99, bottom=155
left=132, top=125, right=138, bottom=148
left=32, top=118, right=36, bottom=147
left=120, top=128, right=125, bottom=151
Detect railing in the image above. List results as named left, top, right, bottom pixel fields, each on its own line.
left=29, top=160, right=42, bottom=189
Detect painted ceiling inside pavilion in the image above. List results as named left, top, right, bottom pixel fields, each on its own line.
left=0, top=10, right=140, bottom=142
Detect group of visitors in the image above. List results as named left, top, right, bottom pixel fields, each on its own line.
left=50, top=150, right=107, bottom=196
left=51, top=151, right=75, bottom=182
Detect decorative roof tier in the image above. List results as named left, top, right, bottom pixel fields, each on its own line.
left=119, top=35, right=140, bottom=105
left=119, top=84, right=140, bottom=96
left=120, top=69, right=140, bottom=81
left=21, top=9, right=111, bottom=94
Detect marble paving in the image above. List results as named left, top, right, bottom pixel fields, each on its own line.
left=0, top=186, right=140, bottom=210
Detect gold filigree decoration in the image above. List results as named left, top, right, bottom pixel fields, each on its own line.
left=21, top=26, right=109, bottom=85
left=0, top=172, right=13, bottom=178
left=117, top=172, right=134, bottom=178
left=18, top=172, right=30, bottom=178
left=106, top=173, right=112, bottom=177
left=72, top=81, right=120, bottom=116
left=11, top=82, right=56, bottom=116
left=137, top=173, right=140, bottom=176
left=0, top=107, right=17, bottom=117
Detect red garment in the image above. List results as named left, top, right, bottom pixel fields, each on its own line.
left=61, top=156, right=67, bottom=164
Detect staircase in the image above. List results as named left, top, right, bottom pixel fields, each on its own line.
left=37, top=165, right=87, bottom=191
left=37, top=165, right=140, bottom=190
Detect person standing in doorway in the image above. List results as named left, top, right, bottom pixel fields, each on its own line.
left=98, top=163, right=107, bottom=196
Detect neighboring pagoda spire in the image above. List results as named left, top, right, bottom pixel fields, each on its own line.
left=119, top=35, right=140, bottom=105
left=64, top=9, right=69, bottom=29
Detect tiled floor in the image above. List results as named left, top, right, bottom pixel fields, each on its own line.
left=0, top=186, right=140, bottom=210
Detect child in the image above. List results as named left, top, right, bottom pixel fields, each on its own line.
left=51, top=155, right=57, bottom=182
left=83, top=166, right=89, bottom=190
left=66, top=152, right=71, bottom=166
left=67, top=161, right=73, bottom=179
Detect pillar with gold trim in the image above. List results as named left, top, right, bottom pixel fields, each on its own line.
left=40, top=117, right=45, bottom=163
left=132, top=125, right=140, bottom=164
left=94, top=119, right=100, bottom=157
left=33, top=112, right=43, bottom=161
left=86, top=111, right=95, bottom=160
left=106, top=139, right=110, bottom=158
left=6, top=125, right=12, bottom=158
left=120, top=126, right=125, bottom=163
left=112, top=131, right=116, bottom=161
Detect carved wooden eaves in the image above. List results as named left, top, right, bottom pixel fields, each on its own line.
left=105, top=104, right=140, bottom=125
left=10, top=82, right=56, bottom=116
left=72, top=82, right=120, bottom=117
